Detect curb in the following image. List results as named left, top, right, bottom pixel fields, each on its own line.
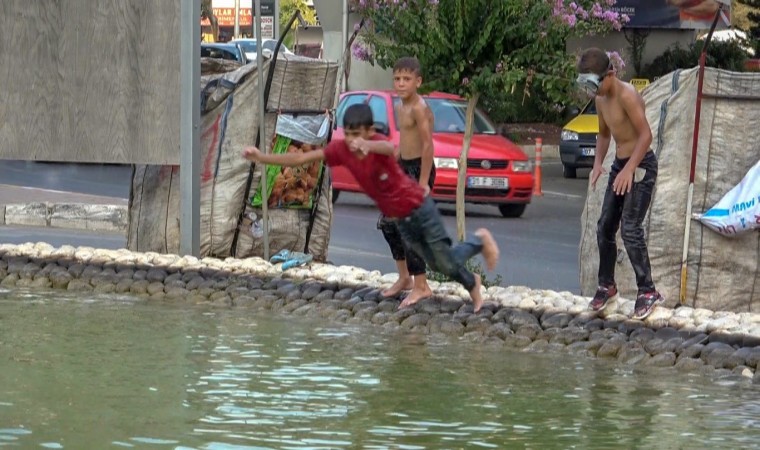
left=0, top=202, right=127, bottom=233
left=519, top=144, right=560, bottom=161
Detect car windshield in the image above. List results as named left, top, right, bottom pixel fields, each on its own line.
left=235, top=41, right=257, bottom=52
left=393, top=97, right=497, bottom=134
left=201, top=46, right=240, bottom=62
left=581, top=100, right=597, bottom=114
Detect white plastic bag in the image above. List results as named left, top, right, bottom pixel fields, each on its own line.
left=275, top=114, right=330, bottom=145
left=695, top=159, right=760, bottom=236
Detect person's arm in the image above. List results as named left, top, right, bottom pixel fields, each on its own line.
left=243, top=146, right=325, bottom=167
left=349, top=138, right=396, bottom=156
left=613, top=89, right=653, bottom=194
left=413, top=102, right=435, bottom=189
left=591, top=98, right=611, bottom=189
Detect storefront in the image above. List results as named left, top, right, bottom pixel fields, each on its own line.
left=201, top=0, right=276, bottom=42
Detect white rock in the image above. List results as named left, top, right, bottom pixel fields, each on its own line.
left=519, top=298, right=536, bottom=309
left=693, top=308, right=714, bottom=325
left=712, top=311, right=736, bottom=320
left=51, top=245, right=77, bottom=258
left=568, top=304, right=587, bottom=315
left=668, top=316, right=693, bottom=329
left=33, top=242, right=54, bottom=253
left=644, top=307, right=673, bottom=327
left=705, top=316, right=740, bottom=333
left=673, top=306, right=695, bottom=319
left=616, top=299, right=635, bottom=317
left=549, top=299, right=570, bottom=311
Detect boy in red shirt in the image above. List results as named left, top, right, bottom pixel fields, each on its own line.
left=242, top=104, right=499, bottom=312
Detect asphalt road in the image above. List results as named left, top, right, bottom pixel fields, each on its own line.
left=0, top=160, right=590, bottom=293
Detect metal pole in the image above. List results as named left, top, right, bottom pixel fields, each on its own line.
left=273, top=0, right=280, bottom=43
left=180, top=0, right=201, bottom=257
left=234, top=0, right=240, bottom=39
left=342, top=0, right=349, bottom=91
left=679, top=6, right=722, bottom=305
left=255, top=0, right=270, bottom=260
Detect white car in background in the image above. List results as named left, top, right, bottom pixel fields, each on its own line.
left=230, top=38, right=294, bottom=61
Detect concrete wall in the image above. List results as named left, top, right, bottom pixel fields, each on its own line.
left=311, top=0, right=392, bottom=92
left=0, top=0, right=181, bottom=165
left=568, top=29, right=697, bottom=80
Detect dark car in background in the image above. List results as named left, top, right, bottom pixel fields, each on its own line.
left=559, top=100, right=598, bottom=178
left=201, top=43, right=248, bottom=64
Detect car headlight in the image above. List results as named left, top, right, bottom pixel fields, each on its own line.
left=434, top=157, right=458, bottom=169
left=512, top=160, right=533, bottom=173
left=561, top=130, right=579, bottom=141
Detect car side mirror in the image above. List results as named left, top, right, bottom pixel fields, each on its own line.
left=374, top=122, right=390, bottom=137
left=565, top=105, right=581, bottom=119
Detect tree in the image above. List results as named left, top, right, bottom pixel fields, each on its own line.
left=351, top=0, right=626, bottom=240
left=279, top=0, right=318, bottom=48
left=201, top=0, right=219, bottom=42
left=736, top=0, right=760, bottom=54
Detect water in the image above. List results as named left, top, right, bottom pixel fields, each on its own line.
left=1, top=288, right=759, bottom=449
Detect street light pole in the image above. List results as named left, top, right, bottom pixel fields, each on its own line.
left=180, top=0, right=201, bottom=257
left=254, top=0, right=270, bottom=260
left=234, top=0, right=241, bottom=39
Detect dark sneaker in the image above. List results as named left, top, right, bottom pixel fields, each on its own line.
left=589, top=285, right=618, bottom=311
left=632, top=291, right=664, bottom=320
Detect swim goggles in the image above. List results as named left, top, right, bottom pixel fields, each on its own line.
left=575, top=63, right=613, bottom=96
left=576, top=72, right=604, bottom=96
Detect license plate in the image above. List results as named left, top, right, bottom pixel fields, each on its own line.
left=467, top=177, right=508, bottom=189
left=581, top=147, right=595, bottom=156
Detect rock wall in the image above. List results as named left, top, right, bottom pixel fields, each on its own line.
left=1, top=242, right=759, bottom=385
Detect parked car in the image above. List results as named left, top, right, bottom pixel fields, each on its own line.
left=559, top=100, right=598, bottom=179
left=230, top=38, right=294, bottom=61
left=201, top=42, right=248, bottom=64
left=331, top=91, right=535, bottom=218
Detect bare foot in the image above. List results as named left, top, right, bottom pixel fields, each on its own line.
left=475, top=228, right=500, bottom=271
left=469, top=274, right=483, bottom=312
left=398, top=285, right=434, bottom=309
left=382, top=277, right=413, bottom=298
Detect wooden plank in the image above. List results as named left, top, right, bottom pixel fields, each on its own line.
left=0, top=0, right=180, bottom=164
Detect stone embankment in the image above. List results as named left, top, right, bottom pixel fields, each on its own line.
left=1, top=242, right=759, bottom=385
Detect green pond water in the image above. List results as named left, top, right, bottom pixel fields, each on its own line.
left=0, top=287, right=759, bottom=449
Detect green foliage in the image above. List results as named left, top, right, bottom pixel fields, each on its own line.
left=351, top=0, right=623, bottom=109
left=426, top=259, right=503, bottom=289
left=641, top=39, right=751, bottom=80
left=279, top=0, right=317, bottom=48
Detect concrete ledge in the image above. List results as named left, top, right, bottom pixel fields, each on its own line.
left=519, top=144, right=560, bottom=161
left=50, top=203, right=127, bottom=233
left=5, top=202, right=50, bottom=227
left=2, top=203, right=127, bottom=233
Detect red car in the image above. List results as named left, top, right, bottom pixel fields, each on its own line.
left=330, top=90, right=535, bottom=218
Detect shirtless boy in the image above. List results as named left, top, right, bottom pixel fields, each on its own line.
left=242, top=104, right=499, bottom=312
left=576, top=48, right=664, bottom=320
left=377, top=57, right=436, bottom=308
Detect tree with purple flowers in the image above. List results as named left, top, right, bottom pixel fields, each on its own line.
left=350, top=0, right=627, bottom=239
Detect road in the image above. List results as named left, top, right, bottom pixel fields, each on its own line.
left=0, top=160, right=590, bottom=293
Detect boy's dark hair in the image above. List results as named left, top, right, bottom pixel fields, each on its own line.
left=577, top=48, right=610, bottom=75
left=343, top=103, right=374, bottom=129
left=393, top=56, right=421, bottom=76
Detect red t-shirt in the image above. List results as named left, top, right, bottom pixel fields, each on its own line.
left=323, top=135, right=425, bottom=218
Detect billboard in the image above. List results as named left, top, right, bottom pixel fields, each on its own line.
left=612, top=0, right=731, bottom=29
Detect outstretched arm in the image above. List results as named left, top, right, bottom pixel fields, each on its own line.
left=242, top=146, right=325, bottom=167
left=349, top=138, right=396, bottom=156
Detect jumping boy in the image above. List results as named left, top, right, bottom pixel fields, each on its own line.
left=377, top=56, right=436, bottom=307
left=576, top=47, right=663, bottom=320
left=242, top=104, right=499, bottom=312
